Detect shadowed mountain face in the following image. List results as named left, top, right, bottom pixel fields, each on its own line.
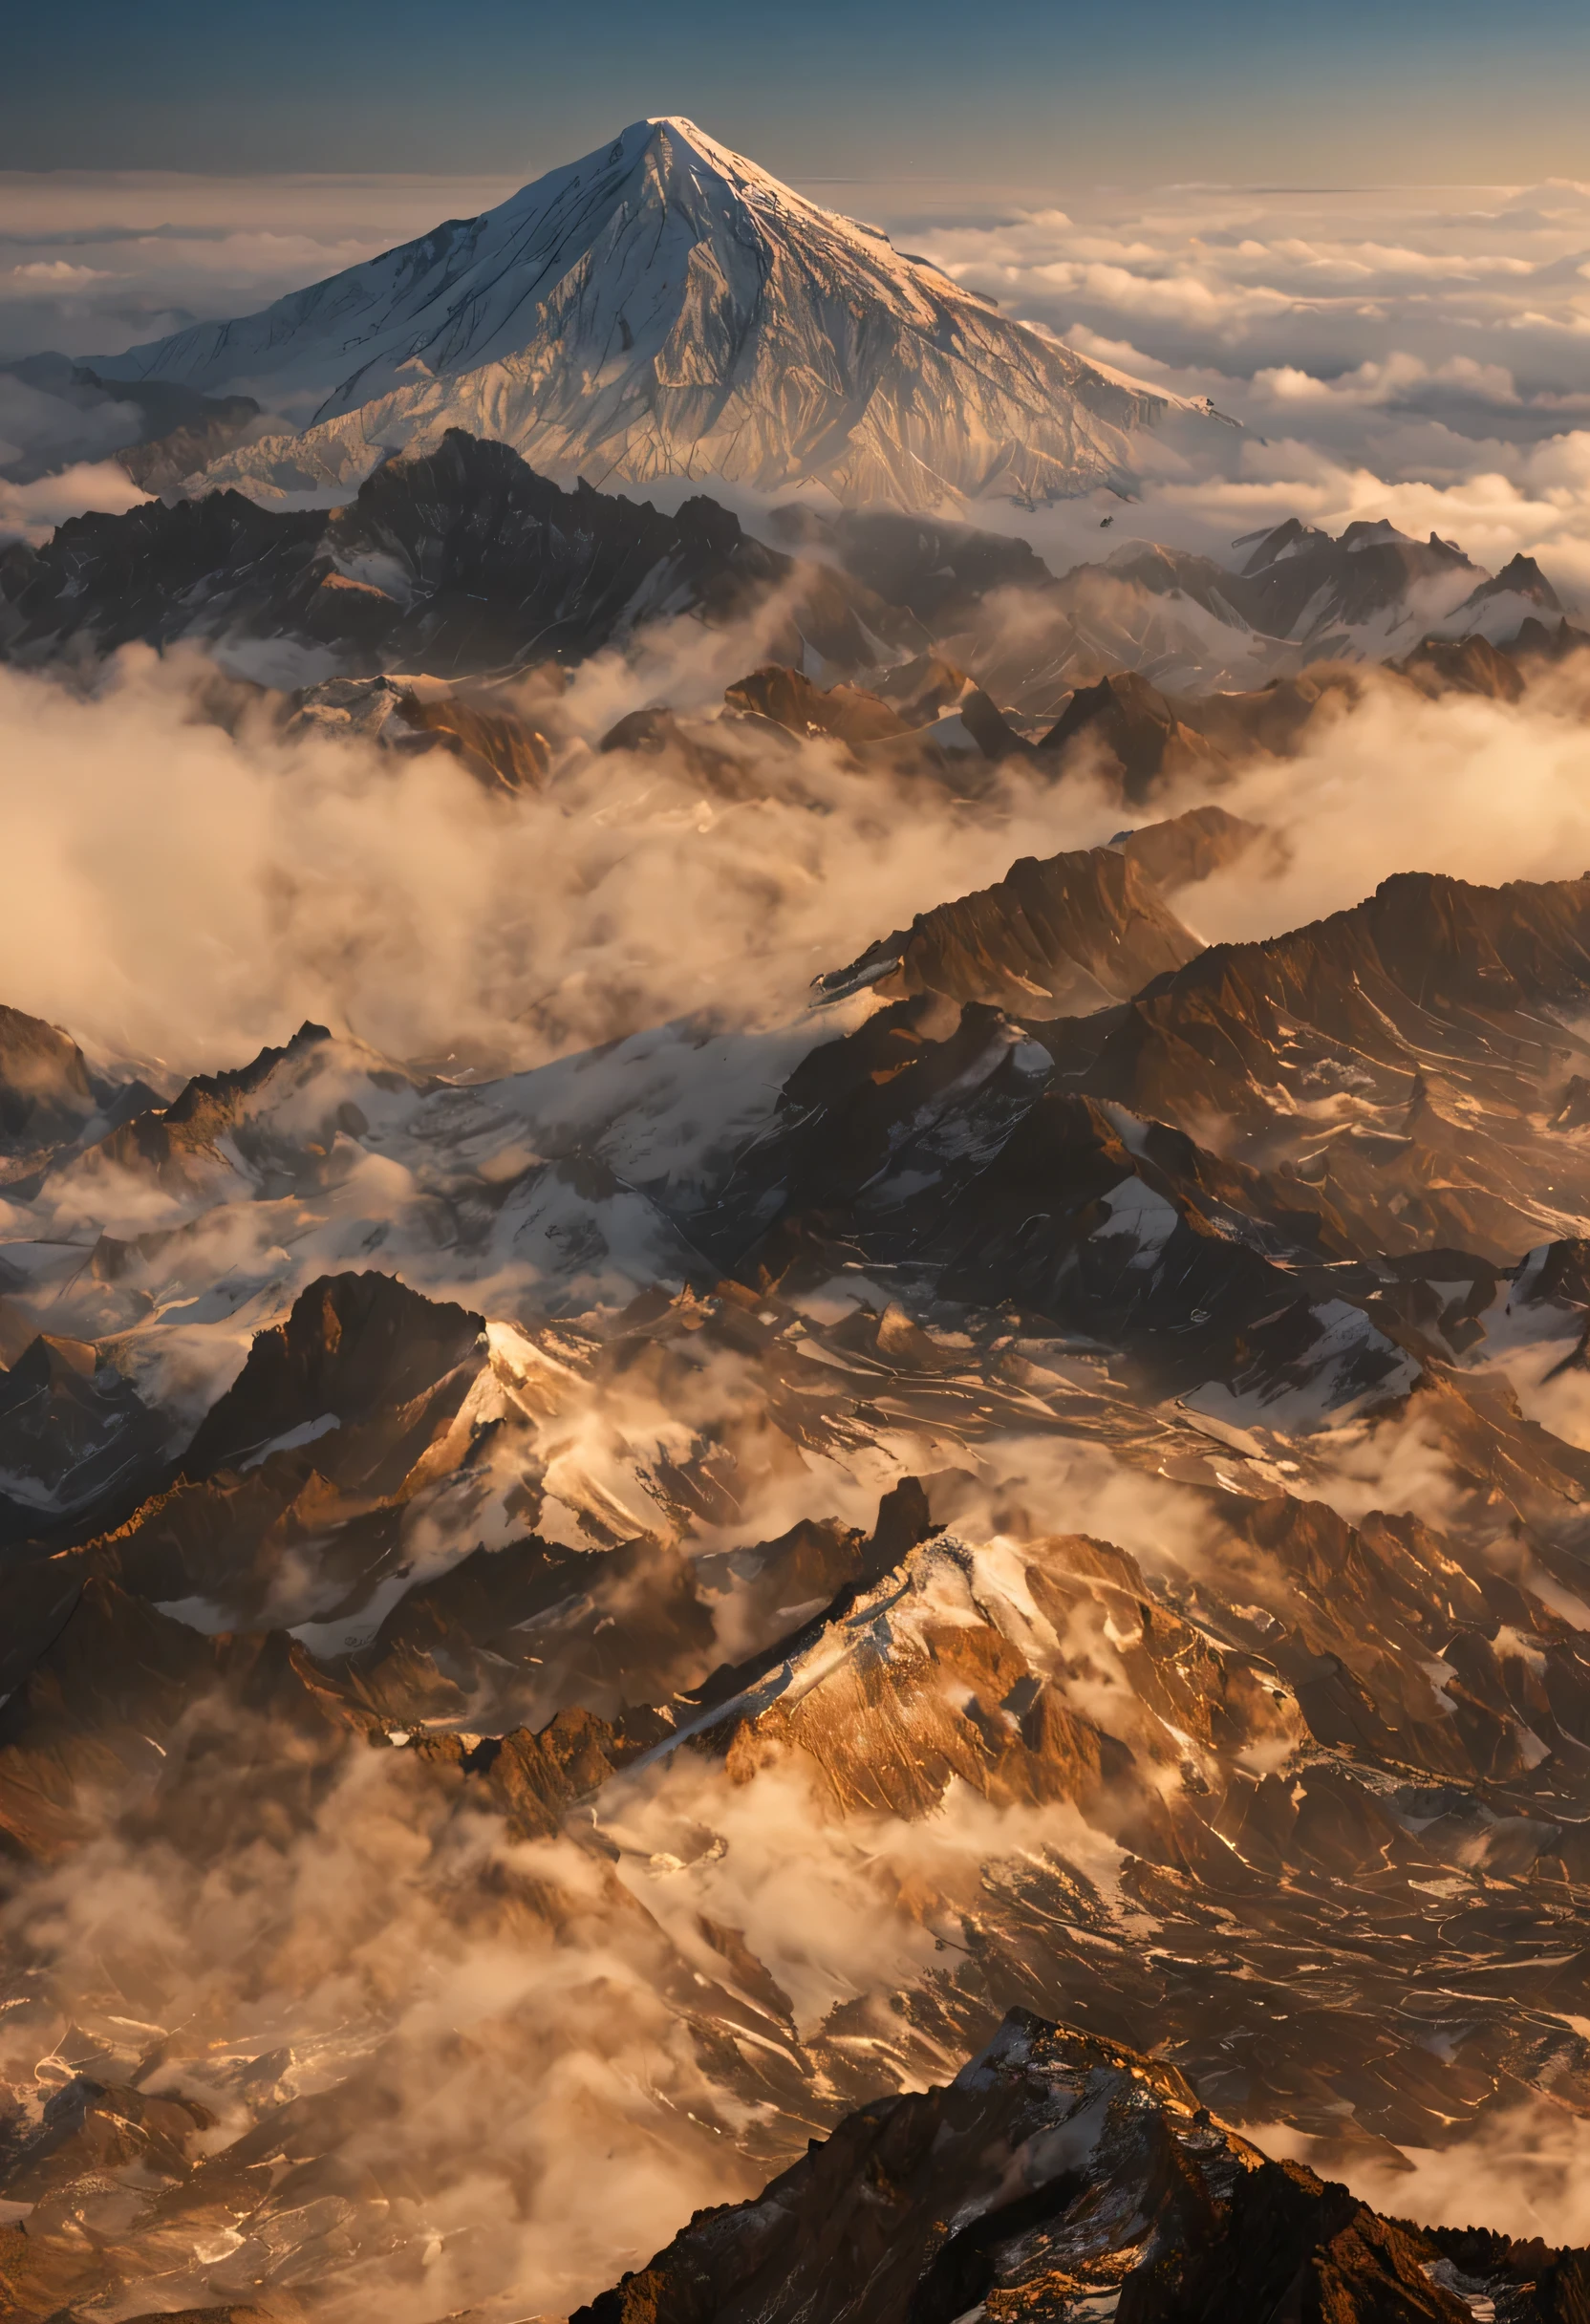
left=764, top=506, right=1579, bottom=712
left=0, top=431, right=920, bottom=678
left=3, top=428, right=1578, bottom=744
left=0, top=1006, right=98, bottom=1177
left=1058, top=870, right=1590, bottom=1260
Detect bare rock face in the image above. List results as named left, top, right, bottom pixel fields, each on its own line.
left=1110, top=802, right=1265, bottom=893
left=820, top=837, right=1203, bottom=1017
left=1039, top=669, right=1225, bottom=801
left=0, top=1002, right=98, bottom=1179
left=0, top=1332, right=167, bottom=1541
left=574, top=2010, right=1583, bottom=2324
left=723, top=664, right=913, bottom=747
left=1063, top=869, right=1590, bottom=1259
left=181, top=1269, right=485, bottom=1480
left=288, top=674, right=552, bottom=792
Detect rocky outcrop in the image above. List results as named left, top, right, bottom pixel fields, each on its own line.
left=1039, top=669, right=1225, bottom=801
left=180, top=1270, right=485, bottom=1479
left=1058, top=869, right=1590, bottom=1258
left=820, top=836, right=1202, bottom=1016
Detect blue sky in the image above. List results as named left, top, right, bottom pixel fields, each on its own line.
left=6, top=0, right=1590, bottom=184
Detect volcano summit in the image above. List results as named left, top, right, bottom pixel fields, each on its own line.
left=94, top=117, right=1207, bottom=511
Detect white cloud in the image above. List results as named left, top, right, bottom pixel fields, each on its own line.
left=0, top=457, right=150, bottom=541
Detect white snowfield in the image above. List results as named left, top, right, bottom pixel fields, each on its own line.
left=97, top=116, right=1206, bottom=511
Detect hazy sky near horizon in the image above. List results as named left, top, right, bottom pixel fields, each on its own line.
left=5, top=0, right=1590, bottom=184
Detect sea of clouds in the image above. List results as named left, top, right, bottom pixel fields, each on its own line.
left=900, top=175, right=1590, bottom=587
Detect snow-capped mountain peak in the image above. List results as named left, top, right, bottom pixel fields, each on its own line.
left=97, top=116, right=1192, bottom=511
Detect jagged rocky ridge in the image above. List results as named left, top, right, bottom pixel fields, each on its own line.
left=0, top=430, right=921, bottom=680
left=773, top=504, right=1580, bottom=706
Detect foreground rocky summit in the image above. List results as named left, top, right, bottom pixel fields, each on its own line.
left=579, top=2011, right=1590, bottom=2324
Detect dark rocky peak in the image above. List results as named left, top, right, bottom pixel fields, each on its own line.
left=1038, top=668, right=1222, bottom=801
left=53, top=1020, right=418, bottom=1215
left=1473, top=550, right=1563, bottom=611
left=1234, top=514, right=1328, bottom=572
left=1395, top=633, right=1526, bottom=700
left=1341, top=517, right=1427, bottom=552
left=2, top=430, right=916, bottom=681
left=1047, top=868, right=1590, bottom=1258
left=673, top=493, right=749, bottom=556
left=0, top=1002, right=97, bottom=1169
left=1345, top=869, right=1590, bottom=1004
left=320, top=434, right=918, bottom=672
left=0, top=1333, right=166, bottom=1539
left=1109, top=803, right=1266, bottom=893
left=1508, top=612, right=1590, bottom=661
left=722, top=663, right=911, bottom=746
left=160, top=1019, right=333, bottom=1136
left=327, top=432, right=734, bottom=600
left=1, top=489, right=323, bottom=659
left=1231, top=516, right=1484, bottom=641
left=576, top=2009, right=1583, bottom=2324
left=181, top=1270, right=485, bottom=1478
left=820, top=836, right=1202, bottom=1016
left=1114, top=868, right=1590, bottom=1047
left=1433, top=553, right=1568, bottom=650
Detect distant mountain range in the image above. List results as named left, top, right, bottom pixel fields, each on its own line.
left=2, top=428, right=1573, bottom=709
